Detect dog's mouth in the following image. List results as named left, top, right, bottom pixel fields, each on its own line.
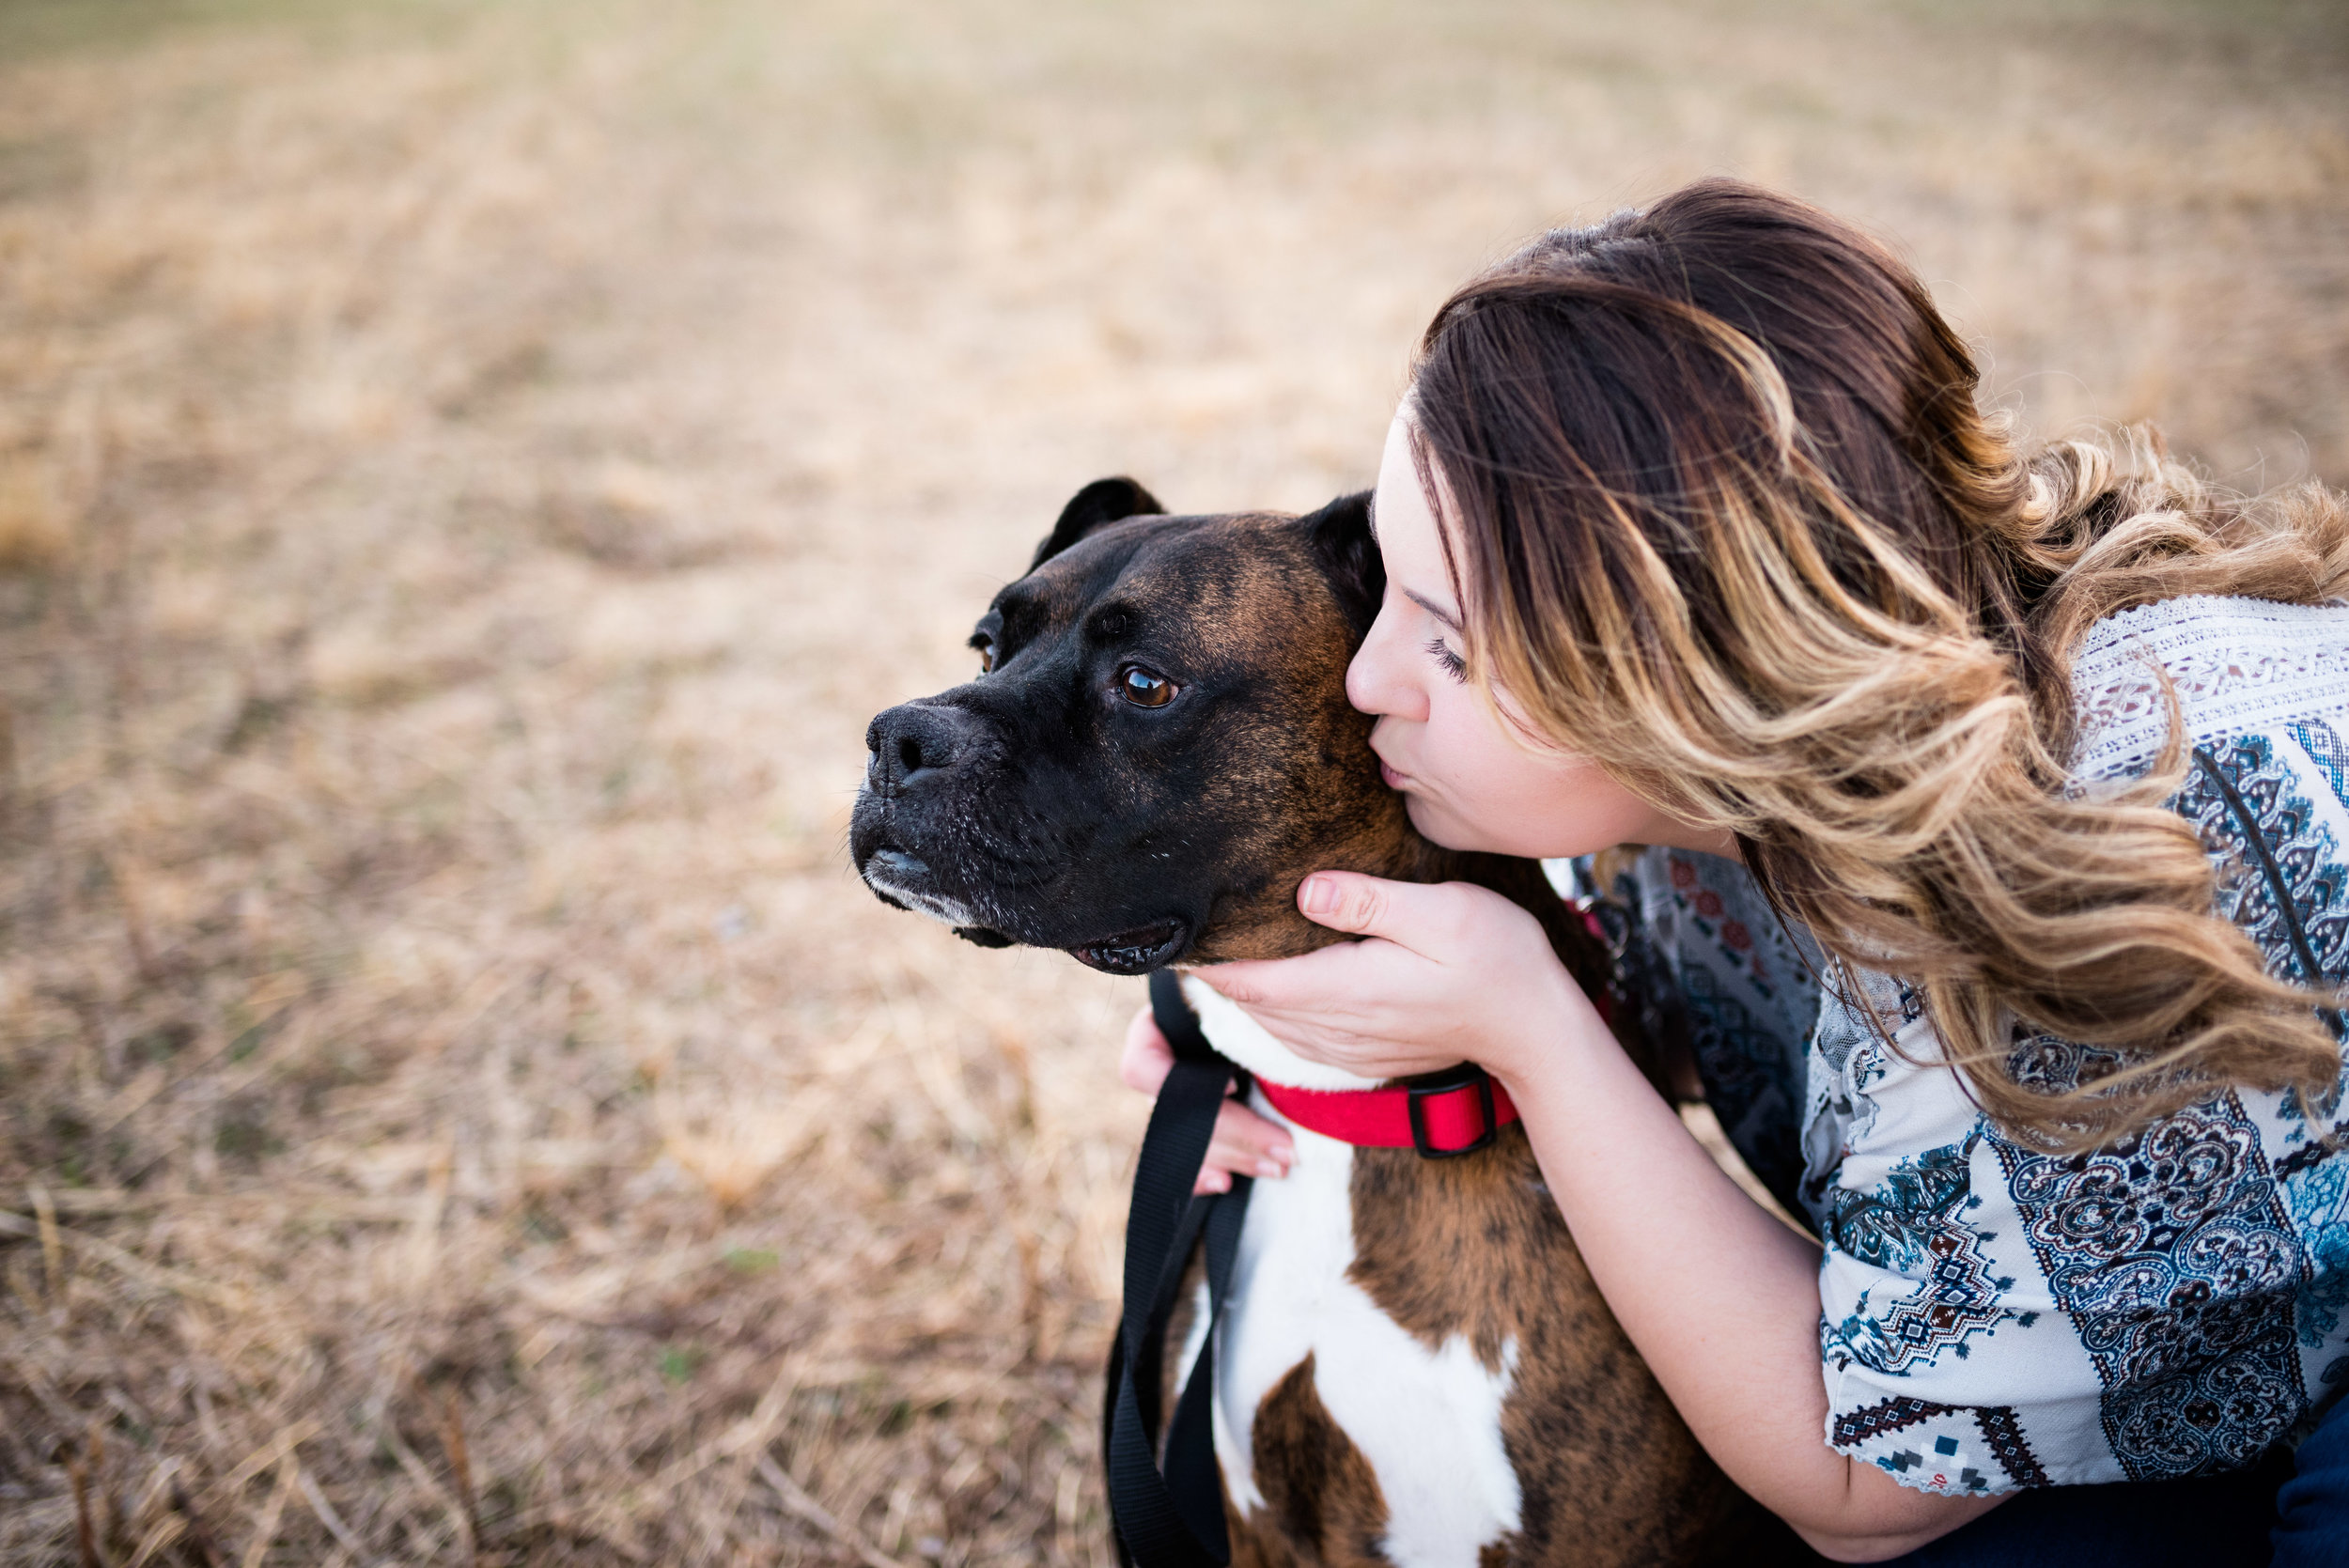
left=860, top=844, right=983, bottom=929
left=1067, top=919, right=1190, bottom=976
left=863, top=840, right=1190, bottom=972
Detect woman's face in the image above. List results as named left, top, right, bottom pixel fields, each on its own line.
left=1348, top=410, right=1724, bottom=860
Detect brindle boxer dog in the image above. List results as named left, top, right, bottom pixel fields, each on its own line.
left=850, top=480, right=1810, bottom=1567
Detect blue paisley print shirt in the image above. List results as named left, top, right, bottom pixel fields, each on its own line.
left=1567, top=595, right=2349, bottom=1497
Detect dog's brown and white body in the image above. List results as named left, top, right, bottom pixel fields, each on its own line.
left=1188, top=985, right=1572, bottom=1564
left=851, top=482, right=1810, bottom=1566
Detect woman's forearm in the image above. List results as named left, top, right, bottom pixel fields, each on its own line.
left=1494, top=992, right=2004, bottom=1560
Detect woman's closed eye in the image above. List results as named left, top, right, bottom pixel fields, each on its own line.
left=1425, top=636, right=1468, bottom=683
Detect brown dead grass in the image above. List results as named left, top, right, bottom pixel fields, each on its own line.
left=0, top=0, right=2344, bottom=1561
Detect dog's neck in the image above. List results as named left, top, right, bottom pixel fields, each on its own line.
left=1171, top=817, right=1441, bottom=1091
left=1183, top=815, right=1462, bottom=967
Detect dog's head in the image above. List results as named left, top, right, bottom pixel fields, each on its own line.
left=849, top=478, right=1423, bottom=974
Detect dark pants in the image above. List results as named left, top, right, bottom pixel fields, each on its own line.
left=1879, top=1395, right=2349, bottom=1567
left=2278, top=1393, right=2349, bottom=1568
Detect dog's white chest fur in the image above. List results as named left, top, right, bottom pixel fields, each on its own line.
left=1179, top=979, right=1523, bottom=1566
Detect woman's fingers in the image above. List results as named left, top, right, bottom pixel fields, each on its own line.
left=1210, top=1099, right=1294, bottom=1177
left=1299, top=871, right=1471, bottom=948
left=1124, top=1002, right=1297, bottom=1194
left=1204, top=875, right=1487, bottom=1014
left=1193, top=876, right=1584, bottom=1084
left=1198, top=1099, right=1294, bottom=1194
left=1197, top=934, right=1383, bottom=1012
left=1297, top=868, right=1395, bottom=934
left=1119, top=1003, right=1174, bottom=1094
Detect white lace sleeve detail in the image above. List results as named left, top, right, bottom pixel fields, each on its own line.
left=2069, top=596, right=2349, bottom=781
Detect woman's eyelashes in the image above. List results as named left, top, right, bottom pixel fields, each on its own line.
left=1424, top=636, right=1468, bottom=683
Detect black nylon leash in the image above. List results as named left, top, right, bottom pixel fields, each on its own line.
left=1103, top=969, right=1252, bottom=1568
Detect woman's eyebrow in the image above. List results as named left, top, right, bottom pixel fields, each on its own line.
left=1404, top=589, right=1463, bottom=630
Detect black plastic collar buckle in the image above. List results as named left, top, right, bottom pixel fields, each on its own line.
left=1406, top=1063, right=1499, bottom=1159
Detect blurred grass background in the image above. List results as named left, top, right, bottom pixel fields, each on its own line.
left=0, top=0, right=2343, bottom=1562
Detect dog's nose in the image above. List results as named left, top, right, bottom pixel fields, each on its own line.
left=866, top=703, right=974, bottom=793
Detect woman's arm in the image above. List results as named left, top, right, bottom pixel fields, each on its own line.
left=1197, top=871, right=2006, bottom=1561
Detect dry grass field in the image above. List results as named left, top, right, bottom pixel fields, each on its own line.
left=1, top=0, right=2344, bottom=1561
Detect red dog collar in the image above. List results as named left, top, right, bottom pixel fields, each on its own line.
left=1258, top=1065, right=1518, bottom=1158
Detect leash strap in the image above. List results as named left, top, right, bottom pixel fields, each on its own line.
left=1104, top=970, right=1252, bottom=1568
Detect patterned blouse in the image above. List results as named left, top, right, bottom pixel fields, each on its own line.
left=1568, top=594, right=2349, bottom=1498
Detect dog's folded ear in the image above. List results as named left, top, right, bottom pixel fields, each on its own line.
left=1028, top=477, right=1167, bottom=571
left=1302, top=489, right=1381, bottom=634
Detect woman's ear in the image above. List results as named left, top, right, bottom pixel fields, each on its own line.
left=1027, top=477, right=1166, bottom=570
left=1302, top=490, right=1382, bottom=634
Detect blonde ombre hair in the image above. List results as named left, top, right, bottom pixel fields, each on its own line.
left=1411, top=179, right=2349, bottom=1150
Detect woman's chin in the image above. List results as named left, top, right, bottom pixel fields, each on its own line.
left=1403, top=795, right=1589, bottom=861
left=1402, top=796, right=1503, bottom=854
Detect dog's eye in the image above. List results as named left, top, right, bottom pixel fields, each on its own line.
left=972, top=635, right=996, bottom=675
left=1118, top=665, right=1175, bottom=708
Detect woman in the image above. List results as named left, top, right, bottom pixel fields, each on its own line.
left=1122, top=181, right=2349, bottom=1562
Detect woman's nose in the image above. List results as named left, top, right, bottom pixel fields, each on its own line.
left=1345, top=610, right=1426, bottom=722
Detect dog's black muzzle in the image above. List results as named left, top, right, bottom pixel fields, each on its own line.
left=852, top=700, right=1203, bottom=974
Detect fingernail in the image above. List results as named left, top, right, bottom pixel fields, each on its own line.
left=1258, top=1158, right=1288, bottom=1179
left=1204, top=1171, right=1230, bottom=1193
left=1300, top=877, right=1337, bottom=916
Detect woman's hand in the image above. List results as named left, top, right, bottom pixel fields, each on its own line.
left=1121, top=1003, right=1294, bottom=1195
left=1117, top=869, right=1595, bottom=1194
left=1193, top=871, right=1601, bottom=1088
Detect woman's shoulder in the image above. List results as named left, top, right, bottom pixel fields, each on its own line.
left=2071, top=593, right=2349, bottom=784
